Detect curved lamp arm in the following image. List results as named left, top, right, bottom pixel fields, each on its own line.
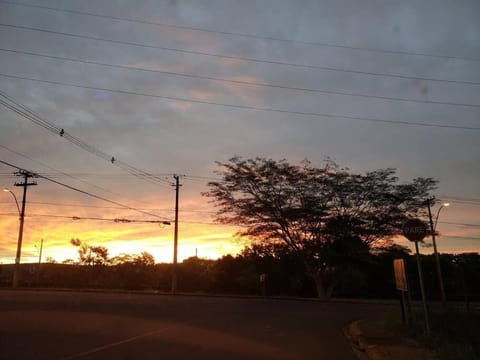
left=434, top=203, right=450, bottom=231
left=3, top=188, right=20, bottom=216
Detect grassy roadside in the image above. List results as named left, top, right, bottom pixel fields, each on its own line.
left=387, top=307, right=480, bottom=359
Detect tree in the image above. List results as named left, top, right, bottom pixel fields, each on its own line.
left=70, top=238, right=110, bottom=266
left=110, top=251, right=155, bottom=266
left=204, top=157, right=436, bottom=299
left=45, top=256, right=57, bottom=264
left=137, top=251, right=155, bottom=266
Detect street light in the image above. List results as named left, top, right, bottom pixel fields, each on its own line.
left=34, top=239, right=44, bottom=265
left=435, top=203, right=450, bottom=230
left=426, top=199, right=450, bottom=308
left=3, top=188, right=20, bottom=216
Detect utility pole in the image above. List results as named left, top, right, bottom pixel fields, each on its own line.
left=38, top=238, right=44, bottom=265
left=12, top=170, right=37, bottom=288
left=171, top=175, right=181, bottom=293
left=427, top=198, right=447, bottom=308
left=414, top=239, right=430, bottom=335
left=35, top=238, right=44, bottom=285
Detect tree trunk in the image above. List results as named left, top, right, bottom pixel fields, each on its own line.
left=312, top=272, right=332, bottom=300
left=303, top=261, right=334, bottom=300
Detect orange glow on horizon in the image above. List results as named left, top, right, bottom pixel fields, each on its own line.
left=0, top=218, right=245, bottom=264
left=1, top=191, right=478, bottom=264
left=0, top=197, right=246, bottom=264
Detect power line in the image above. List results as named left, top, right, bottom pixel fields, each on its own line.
left=40, top=175, right=170, bottom=221
left=0, top=144, right=170, bottom=209
left=441, top=235, right=480, bottom=241
left=183, top=175, right=219, bottom=184
left=2, top=73, right=479, bottom=131
left=0, top=211, right=231, bottom=226
left=1, top=23, right=478, bottom=87
left=0, top=91, right=173, bottom=187
left=439, top=195, right=480, bottom=204
left=0, top=200, right=218, bottom=214
left=0, top=92, right=169, bottom=187
left=2, top=0, right=479, bottom=63
left=25, top=172, right=175, bottom=178
left=6, top=198, right=480, bottom=224
left=0, top=159, right=172, bottom=221
left=2, top=48, right=479, bottom=108
left=0, top=143, right=127, bottom=198
left=0, top=212, right=170, bottom=224
left=184, top=175, right=220, bottom=181
left=438, top=221, right=480, bottom=228
left=172, top=220, right=232, bottom=226
left=441, top=200, right=480, bottom=207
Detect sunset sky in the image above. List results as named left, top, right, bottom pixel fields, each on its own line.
left=0, top=0, right=479, bottom=264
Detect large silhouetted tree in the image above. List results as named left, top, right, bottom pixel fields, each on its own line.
left=204, top=157, right=436, bottom=299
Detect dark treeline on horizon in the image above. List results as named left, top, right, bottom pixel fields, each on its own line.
left=1, top=246, right=479, bottom=302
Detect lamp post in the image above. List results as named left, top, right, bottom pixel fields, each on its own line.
left=426, top=198, right=450, bottom=308
left=35, top=239, right=44, bottom=265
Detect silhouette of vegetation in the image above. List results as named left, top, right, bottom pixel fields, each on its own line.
left=0, top=250, right=479, bottom=303
left=203, top=157, right=436, bottom=298
left=110, top=251, right=155, bottom=266
left=70, top=238, right=110, bottom=266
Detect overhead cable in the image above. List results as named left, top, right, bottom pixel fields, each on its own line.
left=0, top=212, right=170, bottom=224
left=1, top=1, right=479, bottom=63
left=0, top=143, right=126, bottom=197
left=0, top=91, right=173, bottom=187
left=0, top=158, right=172, bottom=221
left=438, top=221, right=480, bottom=228
left=0, top=23, right=478, bottom=86
left=1, top=73, right=479, bottom=131
left=1, top=48, right=479, bottom=108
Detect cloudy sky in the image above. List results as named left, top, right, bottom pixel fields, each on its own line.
left=0, top=0, right=479, bottom=264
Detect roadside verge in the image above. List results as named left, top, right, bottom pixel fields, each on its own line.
left=343, top=319, right=433, bottom=360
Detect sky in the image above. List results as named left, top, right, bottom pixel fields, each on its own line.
left=0, top=0, right=479, bottom=264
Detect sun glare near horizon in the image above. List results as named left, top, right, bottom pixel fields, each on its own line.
left=0, top=209, right=245, bottom=264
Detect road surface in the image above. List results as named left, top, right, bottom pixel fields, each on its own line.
left=0, top=290, right=392, bottom=359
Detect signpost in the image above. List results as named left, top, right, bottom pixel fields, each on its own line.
left=393, top=258, right=410, bottom=326
left=403, top=219, right=427, bottom=242
left=393, top=259, right=408, bottom=292
left=403, top=219, right=430, bottom=335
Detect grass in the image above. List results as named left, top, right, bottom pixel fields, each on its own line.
left=429, top=309, right=480, bottom=360
left=386, top=306, right=480, bottom=360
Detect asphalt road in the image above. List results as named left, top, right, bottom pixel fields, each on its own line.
left=0, top=290, right=392, bottom=359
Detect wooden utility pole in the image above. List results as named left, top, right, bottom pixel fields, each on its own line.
left=12, top=170, right=37, bottom=288
left=427, top=198, right=447, bottom=308
left=38, top=238, right=44, bottom=265
left=171, top=175, right=181, bottom=293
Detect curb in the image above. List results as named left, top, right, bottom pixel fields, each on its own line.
left=0, top=287, right=398, bottom=305
left=343, top=320, right=434, bottom=360
left=343, top=320, right=386, bottom=360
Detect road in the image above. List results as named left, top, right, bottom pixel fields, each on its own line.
left=0, top=290, right=392, bottom=359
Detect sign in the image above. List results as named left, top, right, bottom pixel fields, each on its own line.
left=403, top=218, right=427, bottom=242
left=393, top=259, right=408, bottom=291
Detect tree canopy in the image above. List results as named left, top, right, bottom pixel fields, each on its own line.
left=204, top=157, right=437, bottom=298
left=69, top=239, right=155, bottom=267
